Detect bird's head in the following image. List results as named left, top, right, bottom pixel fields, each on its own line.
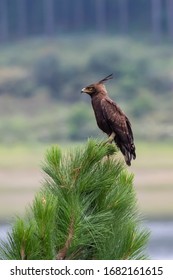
left=81, top=74, right=113, bottom=97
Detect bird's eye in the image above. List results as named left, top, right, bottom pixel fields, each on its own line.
left=88, top=87, right=93, bottom=91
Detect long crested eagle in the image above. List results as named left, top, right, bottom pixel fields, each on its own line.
left=81, top=74, right=136, bottom=166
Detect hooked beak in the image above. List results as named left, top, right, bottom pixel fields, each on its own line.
left=81, top=88, right=86, bottom=94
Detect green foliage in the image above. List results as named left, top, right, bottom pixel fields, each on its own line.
left=68, top=103, right=97, bottom=140
left=0, top=139, right=149, bottom=260
left=130, top=90, right=156, bottom=118
left=33, top=55, right=63, bottom=99
left=0, top=192, right=57, bottom=260
left=0, top=36, right=173, bottom=142
left=0, top=219, right=37, bottom=260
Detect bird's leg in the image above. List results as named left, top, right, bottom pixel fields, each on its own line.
left=105, top=132, right=116, bottom=161
left=106, top=132, right=116, bottom=144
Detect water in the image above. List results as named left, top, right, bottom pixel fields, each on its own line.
left=147, top=220, right=173, bottom=260
left=0, top=224, right=11, bottom=242
left=0, top=221, right=173, bottom=259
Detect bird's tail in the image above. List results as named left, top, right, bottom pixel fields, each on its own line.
left=119, top=142, right=136, bottom=166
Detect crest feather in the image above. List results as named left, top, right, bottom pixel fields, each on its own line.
left=98, top=74, right=113, bottom=84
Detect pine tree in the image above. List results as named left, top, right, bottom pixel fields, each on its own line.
left=0, top=139, right=149, bottom=260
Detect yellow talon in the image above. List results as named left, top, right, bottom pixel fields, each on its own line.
left=106, top=132, right=116, bottom=143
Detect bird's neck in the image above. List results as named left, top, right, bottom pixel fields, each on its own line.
left=91, top=91, right=107, bottom=99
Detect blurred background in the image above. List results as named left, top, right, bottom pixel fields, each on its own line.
left=0, top=0, right=173, bottom=259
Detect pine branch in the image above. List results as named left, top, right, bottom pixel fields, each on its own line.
left=56, top=215, right=75, bottom=260
left=0, top=139, right=150, bottom=260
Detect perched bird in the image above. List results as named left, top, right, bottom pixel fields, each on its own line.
left=81, top=74, right=136, bottom=166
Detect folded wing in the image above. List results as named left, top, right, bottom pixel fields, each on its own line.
left=101, top=97, right=136, bottom=165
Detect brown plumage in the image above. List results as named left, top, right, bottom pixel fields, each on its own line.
left=81, top=74, right=136, bottom=166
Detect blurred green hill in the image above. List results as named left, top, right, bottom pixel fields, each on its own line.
left=0, top=35, right=173, bottom=143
